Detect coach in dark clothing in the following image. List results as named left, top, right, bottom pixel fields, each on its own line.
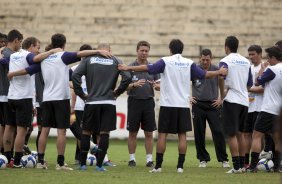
left=191, top=49, right=229, bottom=168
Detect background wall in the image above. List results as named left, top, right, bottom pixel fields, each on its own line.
left=1, top=0, right=281, bottom=63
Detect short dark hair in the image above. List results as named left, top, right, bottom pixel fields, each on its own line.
left=0, top=33, right=7, bottom=39
left=275, top=40, right=282, bottom=51
left=7, top=29, right=23, bottom=42
left=265, top=46, right=282, bottom=61
left=22, top=37, right=39, bottom=50
left=169, top=39, right=184, bottom=54
left=201, top=49, right=212, bottom=57
left=79, top=44, right=92, bottom=51
left=225, top=36, right=239, bottom=53
left=136, top=41, right=150, bottom=51
left=45, top=44, right=52, bottom=51
left=248, top=45, right=262, bottom=54
left=51, top=33, right=66, bottom=48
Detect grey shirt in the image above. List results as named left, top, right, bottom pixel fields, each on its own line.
left=72, top=55, right=131, bottom=103
left=192, top=64, right=219, bottom=101
left=127, top=60, right=160, bottom=100
left=0, top=48, right=14, bottom=96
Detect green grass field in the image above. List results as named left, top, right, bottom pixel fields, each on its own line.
left=1, top=137, right=280, bottom=184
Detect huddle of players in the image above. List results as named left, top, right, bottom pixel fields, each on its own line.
left=0, top=29, right=281, bottom=173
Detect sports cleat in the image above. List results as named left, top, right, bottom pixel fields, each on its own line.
left=259, top=151, right=273, bottom=160
left=103, top=160, right=116, bottom=167
left=7, top=159, right=14, bottom=168
left=56, top=164, right=73, bottom=170
left=226, top=168, right=242, bottom=174
left=36, top=163, right=48, bottom=169
left=177, top=168, right=184, bottom=173
left=128, top=160, right=136, bottom=167
left=78, top=165, right=87, bottom=171
left=149, top=168, right=162, bottom=173
left=13, top=164, right=24, bottom=168
left=96, top=166, right=107, bottom=172
left=90, top=145, right=102, bottom=155
left=246, top=167, right=257, bottom=173
left=199, top=161, right=207, bottom=168
left=23, top=145, right=31, bottom=155
left=146, top=161, right=154, bottom=168
left=222, top=161, right=230, bottom=168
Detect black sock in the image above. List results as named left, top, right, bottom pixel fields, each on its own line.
left=14, top=152, right=23, bottom=165
left=36, top=131, right=41, bottom=152
left=249, top=152, right=259, bottom=169
left=245, top=153, right=250, bottom=165
left=25, top=132, right=31, bottom=145
left=3, top=151, right=12, bottom=163
left=70, top=121, right=82, bottom=140
left=239, top=156, right=245, bottom=168
left=155, top=153, right=164, bottom=169
left=177, top=154, right=185, bottom=169
left=38, top=153, right=45, bottom=165
left=80, top=134, right=90, bottom=166
left=96, top=134, right=109, bottom=167
left=75, top=142, right=81, bottom=161
left=92, top=133, right=98, bottom=144
left=232, top=156, right=240, bottom=170
left=57, top=155, right=64, bottom=166
left=273, top=151, right=281, bottom=170
left=264, top=134, right=273, bottom=152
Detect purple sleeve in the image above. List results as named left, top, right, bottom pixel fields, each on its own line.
left=257, top=68, right=276, bottom=86
left=219, top=62, right=228, bottom=69
left=25, top=63, right=41, bottom=75
left=61, top=52, right=80, bottom=65
left=191, top=63, right=206, bottom=80
left=0, top=57, right=10, bottom=65
left=26, top=53, right=36, bottom=65
left=147, top=59, right=166, bottom=74
left=247, top=67, right=253, bottom=87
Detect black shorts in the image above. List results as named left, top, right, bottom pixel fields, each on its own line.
left=222, top=101, right=248, bottom=137
left=254, top=111, right=277, bottom=134
left=82, top=104, right=116, bottom=133
left=36, top=107, right=43, bottom=126
left=75, top=110, right=84, bottom=126
left=242, top=112, right=259, bottom=133
left=8, top=99, right=33, bottom=128
left=127, top=97, right=157, bottom=132
left=0, top=102, right=16, bottom=126
left=158, top=106, right=192, bottom=134
left=41, top=100, right=70, bottom=129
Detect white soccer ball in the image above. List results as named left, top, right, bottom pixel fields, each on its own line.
left=0, top=155, right=8, bottom=169
left=21, top=155, right=37, bottom=168
left=257, top=158, right=274, bottom=172
left=86, top=153, right=97, bottom=166
left=31, top=151, right=38, bottom=160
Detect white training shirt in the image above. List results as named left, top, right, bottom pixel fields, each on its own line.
left=248, top=64, right=264, bottom=113
left=220, top=53, right=251, bottom=107
left=71, top=64, right=86, bottom=111
left=41, top=52, right=79, bottom=102
left=260, top=63, right=282, bottom=115
left=8, top=49, right=35, bottom=100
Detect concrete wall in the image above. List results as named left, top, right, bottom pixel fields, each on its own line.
left=1, top=0, right=281, bottom=63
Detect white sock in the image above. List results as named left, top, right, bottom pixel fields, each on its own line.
left=103, top=154, right=109, bottom=163
left=129, top=154, right=135, bottom=161
left=146, top=154, right=153, bottom=163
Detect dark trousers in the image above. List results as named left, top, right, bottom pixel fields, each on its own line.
left=192, top=101, right=228, bottom=162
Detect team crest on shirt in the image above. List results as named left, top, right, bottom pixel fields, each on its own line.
left=90, top=57, right=113, bottom=65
